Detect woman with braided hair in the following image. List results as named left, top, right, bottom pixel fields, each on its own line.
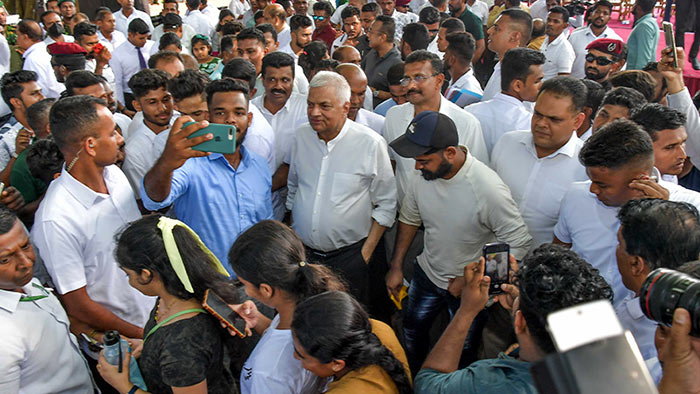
left=291, top=291, right=413, bottom=394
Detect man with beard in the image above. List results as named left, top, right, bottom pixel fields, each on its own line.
left=121, top=69, right=175, bottom=194
left=280, top=14, right=313, bottom=60
left=142, top=78, right=272, bottom=274
left=387, top=110, right=532, bottom=373
left=337, top=63, right=385, bottom=134
left=47, top=42, right=86, bottom=84
left=632, top=104, right=688, bottom=183
left=443, top=31, right=482, bottom=107
left=568, top=0, right=621, bottom=78
left=72, top=22, right=116, bottom=89
left=583, top=38, right=626, bottom=88
left=331, top=6, right=371, bottom=57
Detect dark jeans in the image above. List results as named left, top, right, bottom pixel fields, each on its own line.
left=306, top=239, right=369, bottom=306
left=676, top=0, right=700, bottom=57
left=403, top=260, right=486, bottom=374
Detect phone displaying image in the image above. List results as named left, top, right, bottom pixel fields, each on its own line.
left=662, top=22, right=679, bottom=69
left=184, top=121, right=237, bottom=155
left=547, top=299, right=624, bottom=352
left=202, top=289, right=247, bottom=338
left=483, top=242, right=510, bottom=295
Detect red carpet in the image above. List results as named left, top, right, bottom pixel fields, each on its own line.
left=604, top=11, right=700, bottom=96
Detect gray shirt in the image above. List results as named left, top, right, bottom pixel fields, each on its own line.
left=361, top=46, right=402, bottom=107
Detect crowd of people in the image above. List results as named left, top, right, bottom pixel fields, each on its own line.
left=1, top=0, right=700, bottom=392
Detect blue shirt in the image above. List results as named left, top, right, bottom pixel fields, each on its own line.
left=141, top=146, right=273, bottom=275
left=414, top=354, right=537, bottom=394
left=626, top=13, right=659, bottom=70
left=374, top=98, right=398, bottom=117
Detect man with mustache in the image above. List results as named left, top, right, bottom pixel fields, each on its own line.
left=539, top=5, right=574, bottom=80
left=142, top=78, right=272, bottom=274
left=583, top=38, right=626, bottom=87
left=568, top=0, right=621, bottom=78
left=387, top=110, right=532, bottom=373
left=632, top=104, right=688, bottom=183
left=121, top=69, right=175, bottom=195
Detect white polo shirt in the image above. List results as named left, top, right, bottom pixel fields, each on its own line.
left=466, top=93, right=533, bottom=157
left=491, top=130, right=587, bottom=247
left=540, top=33, right=576, bottom=80
left=0, top=279, right=94, bottom=393
left=444, top=68, right=483, bottom=108
left=122, top=115, right=174, bottom=194
left=383, top=96, right=488, bottom=202
left=568, top=25, right=622, bottom=78
left=400, top=151, right=533, bottom=289
left=31, top=165, right=155, bottom=328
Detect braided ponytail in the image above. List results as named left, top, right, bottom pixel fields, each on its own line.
left=292, top=291, right=412, bottom=394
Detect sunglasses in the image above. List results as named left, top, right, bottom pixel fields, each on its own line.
left=312, top=15, right=326, bottom=21
left=585, top=53, right=613, bottom=66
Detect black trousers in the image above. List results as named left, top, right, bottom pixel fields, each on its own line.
left=676, top=0, right=700, bottom=57
left=305, top=239, right=370, bottom=306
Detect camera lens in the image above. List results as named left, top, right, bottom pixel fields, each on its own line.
left=639, top=268, right=700, bottom=337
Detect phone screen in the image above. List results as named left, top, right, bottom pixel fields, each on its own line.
left=483, top=243, right=510, bottom=294
left=203, top=289, right=247, bottom=337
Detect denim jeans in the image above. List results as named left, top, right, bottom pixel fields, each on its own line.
left=403, top=260, right=486, bottom=374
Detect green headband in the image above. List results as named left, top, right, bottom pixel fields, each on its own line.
left=157, top=216, right=229, bottom=293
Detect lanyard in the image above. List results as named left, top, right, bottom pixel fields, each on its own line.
left=143, top=308, right=205, bottom=344
left=19, top=283, right=51, bottom=302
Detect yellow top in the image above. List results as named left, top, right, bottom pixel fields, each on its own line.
left=528, top=35, right=546, bottom=50
left=326, top=319, right=412, bottom=394
left=487, top=3, right=532, bottom=27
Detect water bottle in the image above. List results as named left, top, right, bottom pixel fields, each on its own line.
left=102, top=330, right=148, bottom=391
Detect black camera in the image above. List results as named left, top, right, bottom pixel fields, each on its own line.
left=640, top=268, right=700, bottom=337
left=151, top=14, right=164, bottom=27
left=564, top=0, right=591, bottom=16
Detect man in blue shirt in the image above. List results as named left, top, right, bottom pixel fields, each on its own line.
left=626, top=0, right=658, bottom=70
left=141, top=78, right=273, bottom=275
left=414, top=244, right=612, bottom=394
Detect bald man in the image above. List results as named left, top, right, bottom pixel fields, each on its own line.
left=264, top=4, right=292, bottom=49
left=333, top=45, right=362, bottom=65
left=337, top=63, right=385, bottom=134
left=528, top=18, right=546, bottom=50
left=17, top=19, right=64, bottom=98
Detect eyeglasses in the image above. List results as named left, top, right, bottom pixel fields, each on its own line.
left=312, top=15, right=326, bottom=21
left=399, top=73, right=439, bottom=86
left=585, top=53, right=613, bottom=66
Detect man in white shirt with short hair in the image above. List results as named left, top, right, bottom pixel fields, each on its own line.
left=491, top=76, right=588, bottom=247
left=17, top=20, right=64, bottom=99
left=337, top=63, right=386, bottom=135
left=32, top=96, right=155, bottom=345
left=287, top=71, right=396, bottom=305
left=95, top=8, right=127, bottom=52
left=568, top=0, right=621, bottom=78
left=383, top=50, right=487, bottom=202
left=443, top=31, right=483, bottom=107
left=110, top=19, right=156, bottom=110
left=540, top=6, right=575, bottom=79
left=113, top=0, right=154, bottom=36
left=184, top=0, right=216, bottom=37
left=467, top=48, right=543, bottom=156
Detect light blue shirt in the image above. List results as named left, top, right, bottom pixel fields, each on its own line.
left=626, top=13, right=659, bottom=70
left=209, top=61, right=224, bottom=81
left=141, top=146, right=273, bottom=275
left=374, top=98, right=398, bottom=117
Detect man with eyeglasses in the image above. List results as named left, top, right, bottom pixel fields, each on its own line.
left=382, top=50, right=487, bottom=205
left=311, top=1, right=337, bottom=51
left=584, top=38, right=626, bottom=88
left=567, top=0, right=621, bottom=78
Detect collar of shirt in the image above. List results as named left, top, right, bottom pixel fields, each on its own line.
left=0, top=279, right=49, bottom=313
left=635, top=13, right=654, bottom=26
left=624, top=295, right=645, bottom=320
left=521, top=130, right=579, bottom=159
left=315, top=118, right=350, bottom=152
left=22, top=41, right=45, bottom=59
left=493, top=92, right=529, bottom=108
left=207, top=145, right=253, bottom=173
left=449, top=68, right=476, bottom=89
left=60, top=165, right=121, bottom=208
left=543, top=32, right=567, bottom=48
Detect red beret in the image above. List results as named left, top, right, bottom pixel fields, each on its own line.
left=585, top=38, right=624, bottom=56
left=47, top=42, right=87, bottom=56
left=396, top=0, right=410, bottom=6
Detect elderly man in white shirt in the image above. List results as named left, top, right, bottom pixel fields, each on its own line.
left=17, top=20, right=64, bottom=99
left=386, top=110, right=533, bottom=373
left=287, top=71, right=396, bottom=305
left=110, top=19, right=156, bottom=110
left=113, top=0, right=154, bottom=36
left=491, top=76, right=588, bottom=248
left=540, top=6, right=575, bottom=79
left=32, top=96, right=155, bottom=346
left=383, top=50, right=487, bottom=202
left=0, top=207, right=94, bottom=394
left=568, top=1, right=621, bottom=78
left=468, top=48, right=542, bottom=157
left=443, top=31, right=483, bottom=107
left=250, top=53, right=308, bottom=220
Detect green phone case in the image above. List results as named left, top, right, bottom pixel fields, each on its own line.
left=184, top=122, right=237, bottom=154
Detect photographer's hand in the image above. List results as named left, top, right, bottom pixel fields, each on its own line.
left=658, top=308, right=700, bottom=394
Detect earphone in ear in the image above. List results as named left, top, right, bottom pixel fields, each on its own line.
left=89, top=143, right=94, bottom=148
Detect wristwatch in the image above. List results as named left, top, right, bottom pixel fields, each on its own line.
left=11, top=151, right=18, bottom=159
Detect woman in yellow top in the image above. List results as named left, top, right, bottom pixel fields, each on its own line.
left=291, top=291, right=413, bottom=394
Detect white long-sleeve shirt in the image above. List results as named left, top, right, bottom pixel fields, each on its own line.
left=22, top=42, right=64, bottom=98
left=109, top=39, right=155, bottom=105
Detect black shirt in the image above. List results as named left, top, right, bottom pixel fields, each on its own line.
left=361, top=46, right=402, bottom=108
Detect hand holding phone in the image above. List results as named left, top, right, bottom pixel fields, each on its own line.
left=184, top=121, right=237, bottom=154
left=203, top=289, right=248, bottom=338
left=455, top=258, right=490, bottom=316
left=483, top=243, right=510, bottom=294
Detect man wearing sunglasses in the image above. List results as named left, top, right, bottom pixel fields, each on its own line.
left=583, top=38, right=626, bottom=87
left=311, top=1, right=338, bottom=51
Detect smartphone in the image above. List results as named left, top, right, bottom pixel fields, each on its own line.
left=0, top=182, right=5, bottom=196
left=184, top=121, right=237, bottom=155
left=203, top=289, right=247, bottom=338
left=483, top=242, right=510, bottom=295
left=547, top=299, right=624, bottom=352
left=662, top=22, right=679, bottom=69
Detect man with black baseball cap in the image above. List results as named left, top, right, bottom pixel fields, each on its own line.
left=386, top=110, right=532, bottom=373
left=152, top=12, right=196, bottom=55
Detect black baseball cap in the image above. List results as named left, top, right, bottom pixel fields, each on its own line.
left=389, top=111, right=458, bottom=158
left=163, top=13, right=183, bottom=30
